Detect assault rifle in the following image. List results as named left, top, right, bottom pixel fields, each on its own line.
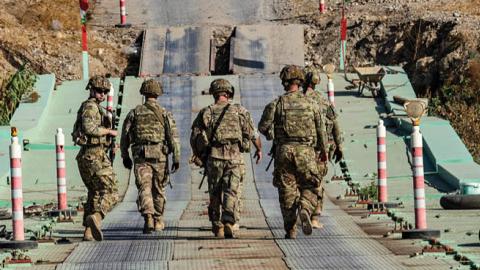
left=265, top=142, right=275, bottom=171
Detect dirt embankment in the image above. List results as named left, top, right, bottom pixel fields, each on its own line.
left=0, top=0, right=140, bottom=83
left=276, top=0, right=480, bottom=161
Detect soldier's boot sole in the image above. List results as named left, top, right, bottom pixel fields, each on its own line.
left=86, top=214, right=103, bottom=241
left=285, top=229, right=297, bottom=239
left=232, top=223, right=240, bottom=232
left=224, top=223, right=235, bottom=239
left=154, top=220, right=165, bottom=231
left=300, top=209, right=313, bottom=235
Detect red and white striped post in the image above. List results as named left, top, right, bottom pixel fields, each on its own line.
left=10, top=128, right=24, bottom=241
left=377, top=120, right=387, bottom=202
left=411, top=125, right=427, bottom=229
left=79, top=0, right=89, bottom=80
left=116, top=0, right=131, bottom=28
left=327, top=77, right=335, bottom=106
left=319, top=0, right=326, bottom=13
left=56, top=128, right=67, bottom=211
left=107, top=83, right=115, bottom=113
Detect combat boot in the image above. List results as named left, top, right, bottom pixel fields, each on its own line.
left=143, top=214, right=154, bottom=234
left=285, top=228, right=297, bottom=239
left=311, top=216, right=324, bottom=229
left=232, top=223, right=240, bottom=231
left=299, top=209, right=313, bottom=235
left=86, top=212, right=103, bottom=241
left=154, top=219, right=165, bottom=231
left=224, top=223, right=235, bottom=239
left=212, top=224, right=224, bottom=238
left=83, top=227, right=94, bottom=241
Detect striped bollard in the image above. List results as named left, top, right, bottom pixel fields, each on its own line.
left=377, top=120, right=387, bottom=202
left=56, top=128, right=67, bottom=211
left=402, top=125, right=440, bottom=239
left=79, top=0, right=89, bottom=80
left=10, top=131, right=24, bottom=241
left=116, top=0, right=131, bottom=28
left=411, top=126, right=426, bottom=229
left=319, top=0, right=326, bottom=13
left=107, top=83, right=115, bottom=115
left=327, top=77, right=335, bottom=106
left=0, top=128, right=38, bottom=250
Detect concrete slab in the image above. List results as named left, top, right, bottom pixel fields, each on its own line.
left=232, top=24, right=304, bottom=74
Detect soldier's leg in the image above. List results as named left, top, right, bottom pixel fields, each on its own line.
left=77, top=160, right=97, bottom=241
left=134, top=163, right=155, bottom=216
left=234, top=163, right=245, bottom=228
left=221, top=161, right=242, bottom=238
left=207, top=158, right=224, bottom=236
left=152, top=162, right=167, bottom=231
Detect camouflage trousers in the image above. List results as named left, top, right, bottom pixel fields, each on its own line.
left=207, top=157, right=242, bottom=227
left=312, top=142, right=336, bottom=218
left=134, top=161, right=168, bottom=222
left=273, top=144, right=322, bottom=232
left=235, top=163, right=246, bottom=223
left=77, top=146, right=118, bottom=226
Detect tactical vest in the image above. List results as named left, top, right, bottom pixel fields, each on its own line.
left=72, top=100, right=107, bottom=146
left=132, top=104, right=165, bottom=144
left=275, top=93, right=316, bottom=142
left=208, top=103, right=242, bottom=145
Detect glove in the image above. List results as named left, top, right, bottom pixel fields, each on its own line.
left=332, top=148, right=343, bottom=163
left=171, top=162, right=180, bottom=173
left=123, top=157, right=133, bottom=170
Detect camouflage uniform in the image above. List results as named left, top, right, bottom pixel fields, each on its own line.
left=120, top=80, right=180, bottom=230
left=190, top=79, right=257, bottom=237
left=73, top=77, right=118, bottom=230
left=304, top=70, right=343, bottom=219
left=258, top=65, right=326, bottom=237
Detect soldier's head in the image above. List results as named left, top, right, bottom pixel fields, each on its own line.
left=280, top=65, right=305, bottom=91
left=86, top=75, right=111, bottom=102
left=304, top=69, right=321, bottom=90
left=209, top=79, right=234, bottom=100
left=140, top=79, right=163, bottom=98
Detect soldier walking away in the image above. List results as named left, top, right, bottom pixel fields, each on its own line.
left=190, top=79, right=262, bottom=239
left=120, top=79, right=180, bottom=234
left=258, top=65, right=327, bottom=239
left=72, top=75, right=119, bottom=241
left=304, top=69, right=344, bottom=229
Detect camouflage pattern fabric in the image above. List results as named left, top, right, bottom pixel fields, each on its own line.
left=120, top=99, right=180, bottom=219
left=75, top=98, right=118, bottom=226
left=191, top=100, right=256, bottom=226
left=207, top=158, right=243, bottom=226
left=258, top=90, right=326, bottom=233
left=133, top=161, right=168, bottom=220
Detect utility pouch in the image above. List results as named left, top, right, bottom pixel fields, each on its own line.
left=143, top=144, right=162, bottom=159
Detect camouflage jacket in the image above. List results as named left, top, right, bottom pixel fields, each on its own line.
left=304, top=88, right=342, bottom=148
left=258, top=90, right=326, bottom=152
left=73, top=98, right=109, bottom=147
left=191, top=100, right=256, bottom=161
left=120, top=99, right=180, bottom=163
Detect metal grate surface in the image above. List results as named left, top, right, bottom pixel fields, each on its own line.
left=57, top=260, right=168, bottom=270
left=169, top=258, right=287, bottom=270
left=285, top=255, right=406, bottom=270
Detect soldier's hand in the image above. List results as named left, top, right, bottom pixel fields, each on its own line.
left=333, top=148, right=343, bottom=163
left=109, top=129, right=118, bottom=137
left=254, top=150, right=262, bottom=164
left=123, top=157, right=133, bottom=170
left=171, top=162, right=180, bottom=173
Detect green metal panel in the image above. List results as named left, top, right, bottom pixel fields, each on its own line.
left=438, top=162, right=480, bottom=189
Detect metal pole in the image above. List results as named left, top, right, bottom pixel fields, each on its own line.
left=377, top=120, right=387, bottom=202
left=327, top=77, right=335, bottom=106
left=56, top=128, right=67, bottom=211
left=411, top=125, right=427, bottom=229
left=339, top=0, right=347, bottom=71
left=10, top=128, right=24, bottom=241
left=79, top=0, right=89, bottom=80
left=319, top=0, right=326, bottom=14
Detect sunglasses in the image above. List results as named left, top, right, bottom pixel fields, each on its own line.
left=94, top=89, right=110, bottom=95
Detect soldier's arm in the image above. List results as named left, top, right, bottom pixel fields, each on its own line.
left=120, top=110, right=134, bottom=159
left=165, top=112, right=181, bottom=164
left=258, top=100, right=277, bottom=140
left=314, top=105, right=327, bottom=154
left=329, top=105, right=343, bottom=149
left=240, top=107, right=263, bottom=162
left=81, top=103, right=110, bottom=137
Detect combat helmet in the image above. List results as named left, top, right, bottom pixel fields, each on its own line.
left=280, top=65, right=305, bottom=89
left=209, top=79, right=235, bottom=97
left=305, top=69, right=321, bottom=88
left=86, top=75, right=111, bottom=92
left=140, top=79, right=163, bottom=96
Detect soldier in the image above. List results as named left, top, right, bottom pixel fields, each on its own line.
left=73, top=75, right=119, bottom=241
left=120, top=79, right=180, bottom=234
left=304, top=70, right=343, bottom=229
left=258, top=65, right=327, bottom=239
left=190, top=78, right=262, bottom=239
